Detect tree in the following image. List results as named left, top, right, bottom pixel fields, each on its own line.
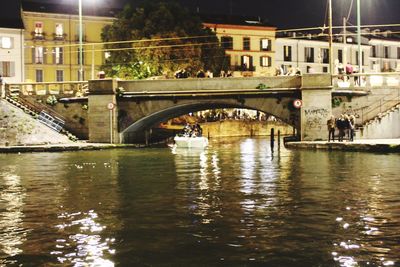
left=101, top=0, right=227, bottom=79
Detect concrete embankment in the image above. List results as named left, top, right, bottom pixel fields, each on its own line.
left=285, top=139, right=400, bottom=153
left=0, top=143, right=143, bottom=153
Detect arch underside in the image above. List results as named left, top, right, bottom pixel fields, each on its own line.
left=120, top=98, right=298, bottom=143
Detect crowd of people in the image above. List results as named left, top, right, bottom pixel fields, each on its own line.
left=327, top=114, right=356, bottom=142
left=182, top=123, right=203, bottom=137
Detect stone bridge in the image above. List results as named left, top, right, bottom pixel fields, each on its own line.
left=6, top=73, right=399, bottom=143
left=88, top=74, right=333, bottom=143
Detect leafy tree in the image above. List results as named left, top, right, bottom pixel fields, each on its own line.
left=101, top=0, right=227, bottom=79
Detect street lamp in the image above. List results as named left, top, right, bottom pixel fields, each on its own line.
left=356, top=0, right=362, bottom=73
left=78, top=0, right=83, bottom=81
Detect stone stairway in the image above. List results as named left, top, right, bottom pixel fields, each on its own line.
left=4, top=95, right=79, bottom=142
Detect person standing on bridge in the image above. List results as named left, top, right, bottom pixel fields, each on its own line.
left=327, top=115, right=336, bottom=142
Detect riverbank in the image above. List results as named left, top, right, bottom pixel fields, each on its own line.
left=285, top=139, right=400, bottom=153
left=0, top=142, right=145, bottom=153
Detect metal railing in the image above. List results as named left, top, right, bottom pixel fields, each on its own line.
left=332, top=72, right=400, bottom=89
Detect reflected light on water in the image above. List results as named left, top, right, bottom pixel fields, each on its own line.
left=0, top=173, right=27, bottom=258
left=54, top=210, right=115, bottom=266
left=240, top=139, right=256, bottom=195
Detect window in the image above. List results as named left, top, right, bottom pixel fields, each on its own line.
left=284, top=45, right=292, bottom=61
left=243, top=37, right=250, bottom=51
left=384, top=46, right=390, bottom=58
left=77, top=48, right=84, bottom=64
left=75, top=23, right=85, bottom=41
left=34, top=22, right=43, bottom=37
left=260, top=39, right=271, bottom=51
left=0, top=61, right=15, bottom=77
left=0, top=37, right=13, bottom=49
left=321, top=48, right=329, bottom=64
left=36, top=69, right=43, bottom=82
left=260, top=56, right=271, bottom=67
left=397, top=47, right=400, bottom=59
left=338, top=49, right=343, bottom=63
left=241, top=55, right=253, bottom=70
left=55, top=23, right=63, bottom=38
left=305, top=47, right=314, bottom=63
left=323, top=66, right=328, bottom=73
left=35, top=47, right=44, bottom=64
left=372, top=46, right=377, bottom=58
left=56, top=70, right=64, bottom=82
left=221, top=36, right=233, bottom=50
left=54, top=47, right=63, bottom=64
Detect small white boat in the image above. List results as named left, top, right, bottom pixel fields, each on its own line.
left=174, top=136, right=208, bottom=148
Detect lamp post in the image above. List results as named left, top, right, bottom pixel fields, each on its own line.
left=357, top=0, right=362, bottom=73
left=328, top=0, right=333, bottom=74
left=78, top=0, right=83, bottom=81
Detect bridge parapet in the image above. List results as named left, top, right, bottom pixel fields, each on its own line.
left=118, top=76, right=302, bottom=93
left=333, top=72, right=400, bottom=89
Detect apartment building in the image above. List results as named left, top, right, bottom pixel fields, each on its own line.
left=202, top=14, right=276, bottom=77
left=0, top=19, right=24, bottom=83
left=22, top=2, right=116, bottom=82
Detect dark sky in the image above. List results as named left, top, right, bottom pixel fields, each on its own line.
left=3, top=0, right=400, bottom=30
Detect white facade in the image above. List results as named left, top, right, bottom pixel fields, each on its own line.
left=275, top=37, right=371, bottom=74
left=0, top=27, right=24, bottom=83
left=369, top=37, right=400, bottom=72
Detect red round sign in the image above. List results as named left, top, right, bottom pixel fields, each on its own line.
left=293, top=99, right=302, bottom=109
left=107, top=102, right=115, bottom=110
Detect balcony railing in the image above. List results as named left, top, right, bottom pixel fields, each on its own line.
left=31, top=31, right=46, bottom=40
left=232, top=65, right=256, bottom=72
left=5, top=81, right=88, bottom=97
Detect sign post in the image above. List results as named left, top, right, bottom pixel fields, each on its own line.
left=107, top=102, right=115, bottom=144
left=293, top=99, right=303, bottom=109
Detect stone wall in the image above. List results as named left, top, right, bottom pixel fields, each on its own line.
left=0, top=100, right=72, bottom=146
left=359, top=107, right=400, bottom=139
left=201, top=120, right=293, bottom=138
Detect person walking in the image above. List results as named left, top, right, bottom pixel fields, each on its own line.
left=349, top=115, right=356, bottom=141
left=327, top=115, right=336, bottom=142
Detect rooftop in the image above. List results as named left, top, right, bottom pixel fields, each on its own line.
left=200, top=13, right=275, bottom=28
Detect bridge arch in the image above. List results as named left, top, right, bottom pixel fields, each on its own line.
left=119, top=98, right=298, bottom=143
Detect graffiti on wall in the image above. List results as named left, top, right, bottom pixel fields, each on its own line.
left=304, top=107, right=329, bottom=130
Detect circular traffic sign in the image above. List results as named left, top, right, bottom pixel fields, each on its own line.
left=293, top=99, right=302, bottom=109
left=107, top=102, right=115, bottom=110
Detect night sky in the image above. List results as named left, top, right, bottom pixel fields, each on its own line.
left=2, top=0, right=400, bottom=30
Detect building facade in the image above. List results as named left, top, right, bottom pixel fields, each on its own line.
left=275, top=35, right=371, bottom=75
left=369, top=35, right=400, bottom=72
left=22, top=2, right=115, bottom=82
left=0, top=26, right=24, bottom=83
left=202, top=15, right=276, bottom=77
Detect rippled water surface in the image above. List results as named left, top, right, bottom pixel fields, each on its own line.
left=1, top=137, right=400, bottom=266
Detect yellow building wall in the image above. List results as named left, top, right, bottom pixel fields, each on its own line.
left=205, top=23, right=276, bottom=76
left=23, top=11, right=114, bottom=82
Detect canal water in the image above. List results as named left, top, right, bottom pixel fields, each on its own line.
left=0, top=137, right=399, bottom=266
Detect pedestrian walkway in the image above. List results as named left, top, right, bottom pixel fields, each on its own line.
left=285, top=139, right=400, bottom=152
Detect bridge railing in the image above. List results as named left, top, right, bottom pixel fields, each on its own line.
left=332, top=72, right=400, bottom=89
left=5, top=81, right=88, bottom=97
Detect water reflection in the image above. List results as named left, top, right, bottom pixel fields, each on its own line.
left=0, top=172, right=27, bottom=262
left=1, top=139, right=400, bottom=266
left=54, top=210, right=114, bottom=266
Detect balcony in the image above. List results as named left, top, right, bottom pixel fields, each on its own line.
left=31, top=31, right=46, bottom=40
left=232, top=65, right=256, bottom=72
left=74, top=35, right=87, bottom=42
left=53, top=33, right=67, bottom=41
